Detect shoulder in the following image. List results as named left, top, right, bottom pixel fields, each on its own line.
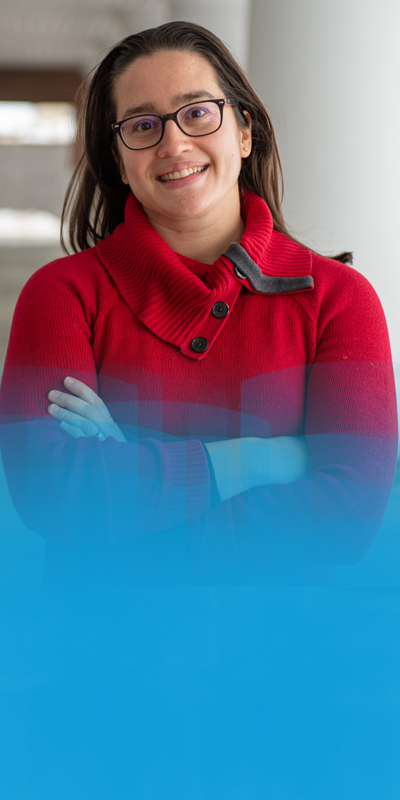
left=21, top=247, right=110, bottom=293
left=304, top=252, right=392, bottom=361
left=269, top=230, right=384, bottom=316
left=16, top=246, right=118, bottom=318
left=309, top=251, right=385, bottom=315
left=311, top=251, right=373, bottom=288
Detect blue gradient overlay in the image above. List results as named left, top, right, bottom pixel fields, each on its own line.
left=0, top=369, right=399, bottom=798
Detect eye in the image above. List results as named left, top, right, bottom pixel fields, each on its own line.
left=184, top=106, right=210, bottom=120
left=121, top=116, right=160, bottom=137
left=132, top=117, right=159, bottom=132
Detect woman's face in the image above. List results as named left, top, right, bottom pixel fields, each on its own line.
left=113, top=49, right=251, bottom=228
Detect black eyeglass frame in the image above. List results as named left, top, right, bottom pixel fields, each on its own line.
left=111, top=98, right=238, bottom=151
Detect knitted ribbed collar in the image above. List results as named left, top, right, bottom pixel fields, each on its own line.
left=97, top=190, right=313, bottom=359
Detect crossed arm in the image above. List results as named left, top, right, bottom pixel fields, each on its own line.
left=1, top=260, right=397, bottom=561
left=47, top=376, right=308, bottom=502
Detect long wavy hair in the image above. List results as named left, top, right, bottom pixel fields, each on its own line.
left=62, top=21, right=352, bottom=263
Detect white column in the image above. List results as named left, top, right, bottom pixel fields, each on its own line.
left=170, top=0, right=252, bottom=70
left=249, top=0, right=400, bottom=360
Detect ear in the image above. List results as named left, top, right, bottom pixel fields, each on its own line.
left=112, top=146, right=129, bottom=185
left=240, top=110, right=252, bottom=158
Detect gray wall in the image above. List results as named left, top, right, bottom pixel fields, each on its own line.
left=0, top=144, right=74, bottom=217
left=249, top=0, right=400, bottom=361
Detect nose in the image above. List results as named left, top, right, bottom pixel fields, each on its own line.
left=156, top=119, right=193, bottom=157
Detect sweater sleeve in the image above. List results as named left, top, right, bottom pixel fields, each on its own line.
left=207, top=262, right=398, bottom=565
left=1, top=257, right=397, bottom=567
left=0, top=263, right=211, bottom=546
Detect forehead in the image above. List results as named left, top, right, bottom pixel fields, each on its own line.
left=114, top=50, right=223, bottom=119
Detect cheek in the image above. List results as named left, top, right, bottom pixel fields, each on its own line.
left=123, top=158, right=145, bottom=187
left=221, top=131, right=243, bottom=170
left=225, top=144, right=243, bottom=177
left=125, top=153, right=149, bottom=183
left=212, top=145, right=239, bottom=178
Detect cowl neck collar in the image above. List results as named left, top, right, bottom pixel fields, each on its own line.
left=97, top=190, right=312, bottom=359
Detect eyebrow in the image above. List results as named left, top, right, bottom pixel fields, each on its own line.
left=120, top=91, right=217, bottom=119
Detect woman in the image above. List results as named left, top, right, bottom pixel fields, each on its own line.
left=0, top=22, right=397, bottom=581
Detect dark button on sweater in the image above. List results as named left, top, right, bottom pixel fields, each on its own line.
left=191, top=337, right=209, bottom=353
left=212, top=301, right=230, bottom=318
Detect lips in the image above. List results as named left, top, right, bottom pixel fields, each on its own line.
left=158, top=165, right=208, bottom=182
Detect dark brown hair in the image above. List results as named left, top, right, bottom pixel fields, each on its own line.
left=62, top=21, right=352, bottom=264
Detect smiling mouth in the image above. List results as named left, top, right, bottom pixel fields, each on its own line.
left=158, top=165, right=208, bottom=183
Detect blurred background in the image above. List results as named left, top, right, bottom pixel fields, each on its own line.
left=0, top=0, right=399, bottom=363
left=1, top=11, right=400, bottom=800
left=0, top=0, right=399, bottom=586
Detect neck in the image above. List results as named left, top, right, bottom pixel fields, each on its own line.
left=143, top=194, right=245, bottom=264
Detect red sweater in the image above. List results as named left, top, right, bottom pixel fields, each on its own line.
left=0, top=191, right=397, bottom=566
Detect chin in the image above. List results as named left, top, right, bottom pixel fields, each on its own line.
left=165, top=194, right=218, bottom=219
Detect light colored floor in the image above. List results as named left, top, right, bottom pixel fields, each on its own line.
left=0, top=244, right=64, bottom=364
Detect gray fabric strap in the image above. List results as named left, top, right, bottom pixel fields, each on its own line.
left=223, top=242, right=313, bottom=294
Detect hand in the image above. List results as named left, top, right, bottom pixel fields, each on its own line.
left=251, top=435, right=308, bottom=486
left=204, top=436, right=308, bottom=502
left=47, top=376, right=127, bottom=442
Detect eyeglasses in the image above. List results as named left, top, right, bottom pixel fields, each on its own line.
left=111, top=98, right=238, bottom=150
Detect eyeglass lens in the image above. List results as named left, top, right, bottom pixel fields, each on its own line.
left=120, top=101, right=222, bottom=149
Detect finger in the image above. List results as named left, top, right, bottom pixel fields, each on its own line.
left=49, top=378, right=116, bottom=428
left=49, top=378, right=113, bottom=424
left=48, top=389, right=111, bottom=425
left=48, top=380, right=127, bottom=443
left=48, top=402, right=126, bottom=443
left=48, top=404, right=100, bottom=438
left=63, top=376, right=103, bottom=406
left=51, top=387, right=123, bottom=439
left=59, top=420, right=86, bottom=439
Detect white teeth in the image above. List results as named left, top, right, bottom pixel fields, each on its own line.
left=160, top=165, right=206, bottom=182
